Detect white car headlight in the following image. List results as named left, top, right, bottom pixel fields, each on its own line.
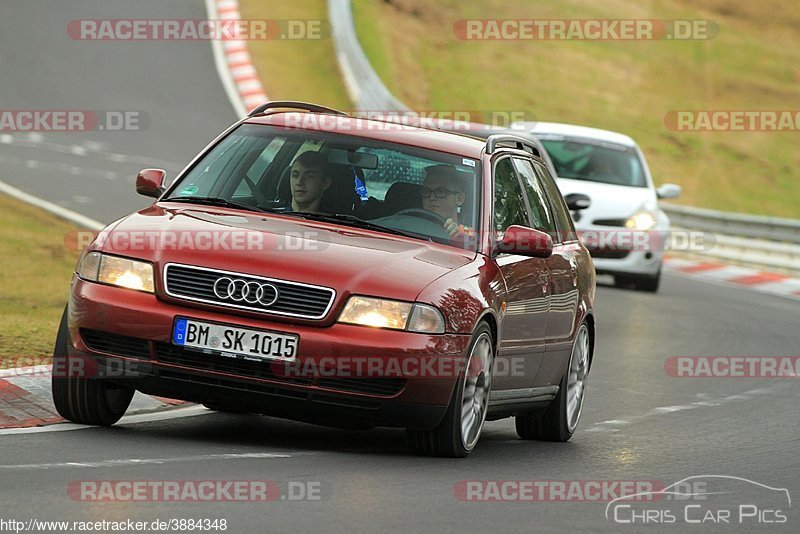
left=625, top=210, right=658, bottom=231
left=77, top=252, right=155, bottom=293
left=338, top=296, right=445, bottom=333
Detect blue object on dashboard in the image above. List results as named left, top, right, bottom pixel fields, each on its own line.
left=354, top=167, right=369, bottom=201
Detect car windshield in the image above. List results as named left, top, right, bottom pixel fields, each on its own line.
left=165, top=124, right=481, bottom=250
left=539, top=136, right=647, bottom=187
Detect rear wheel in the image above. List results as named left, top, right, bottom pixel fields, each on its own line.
left=51, top=306, right=134, bottom=426
left=516, top=322, right=590, bottom=441
left=407, top=323, right=494, bottom=457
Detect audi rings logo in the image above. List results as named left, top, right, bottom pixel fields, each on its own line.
left=213, top=277, right=279, bottom=307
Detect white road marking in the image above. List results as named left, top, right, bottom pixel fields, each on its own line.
left=205, top=0, right=247, bottom=118
left=0, top=179, right=105, bottom=230
left=584, top=384, right=787, bottom=433
left=0, top=452, right=291, bottom=471
left=0, top=405, right=211, bottom=436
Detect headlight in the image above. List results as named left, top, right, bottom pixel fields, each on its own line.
left=625, top=210, right=658, bottom=231
left=338, top=296, right=445, bottom=333
left=77, top=252, right=155, bottom=293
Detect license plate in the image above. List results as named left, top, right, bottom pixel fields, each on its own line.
left=172, top=318, right=299, bottom=361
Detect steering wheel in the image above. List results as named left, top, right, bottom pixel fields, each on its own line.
left=242, top=175, right=271, bottom=206
left=394, top=208, right=448, bottom=226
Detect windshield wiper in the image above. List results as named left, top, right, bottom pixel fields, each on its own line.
left=162, top=196, right=270, bottom=214
left=283, top=212, right=432, bottom=242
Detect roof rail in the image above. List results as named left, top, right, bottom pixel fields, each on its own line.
left=485, top=134, right=541, bottom=157
left=248, top=101, right=348, bottom=117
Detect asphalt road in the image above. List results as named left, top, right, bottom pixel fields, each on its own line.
left=0, top=0, right=237, bottom=222
left=1, top=1, right=798, bottom=533
left=2, top=276, right=798, bottom=533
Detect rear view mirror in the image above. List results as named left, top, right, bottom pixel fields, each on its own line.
left=136, top=169, right=166, bottom=198
left=327, top=149, right=379, bottom=169
left=656, top=183, right=682, bottom=199
left=498, top=225, right=553, bottom=258
left=565, top=193, right=591, bottom=211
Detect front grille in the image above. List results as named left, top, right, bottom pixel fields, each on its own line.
left=163, top=264, right=335, bottom=319
left=159, top=369, right=309, bottom=400
left=318, top=377, right=406, bottom=397
left=159, top=370, right=382, bottom=409
left=593, top=218, right=627, bottom=227
left=81, top=329, right=151, bottom=359
left=155, top=342, right=312, bottom=385
left=588, top=249, right=631, bottom=260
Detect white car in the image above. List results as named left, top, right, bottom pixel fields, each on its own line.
left=518, top=121, right=681, bottom=292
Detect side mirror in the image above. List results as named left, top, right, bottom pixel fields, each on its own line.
left=565, top=193, right=591, bottom=211
left=499, top=225, right=553, bottom=258
left=656, top=183, right=681, bottom=199
left=136, top=169, right=166, bottom=198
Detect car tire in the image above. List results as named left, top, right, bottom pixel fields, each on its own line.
left=407, top=323, right=494, bottom=458
left=202, top=402, right=251, bottom=413
left=615, top=271, right=660, bottom=293
left=516, top=322, right=591, bottom=442
left=633, top=270, right=661, bottom=293
left=51, top=306, right=135, bottom=426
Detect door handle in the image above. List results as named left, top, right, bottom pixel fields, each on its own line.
left=570, top=263, right=578, bottom=287
left=539, top=273, right=549, bottom=294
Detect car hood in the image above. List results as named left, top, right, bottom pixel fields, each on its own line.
left=556, top=177, right=657, bottom=227
left=97, top=205, right=475, bottom=305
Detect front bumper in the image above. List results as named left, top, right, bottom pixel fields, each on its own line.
left=578, top=226, right=666, bottom=277
left=65, top=276, right=472, bottom=429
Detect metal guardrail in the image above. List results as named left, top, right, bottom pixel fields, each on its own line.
left=662, top=205, right=800, bottom=275
left=694, top=235, right=800, bottom=275
left=662, top=204, right=800, bottom=245
left=328, top=0, right=800, bottom=274
left=328, top=0, right=408, bottom=112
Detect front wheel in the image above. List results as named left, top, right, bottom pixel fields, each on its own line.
left=407, top=323, right=494, bottom=457
left=516, top=322, right=591, bottom=441
left=615, top=271, right=661, bottom=293
left=51, top=306, right=134, bottom=426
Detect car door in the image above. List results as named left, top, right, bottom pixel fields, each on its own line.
left=492, top=157, right=550, bottom=390
left=524, top=159, right=584, bottom=387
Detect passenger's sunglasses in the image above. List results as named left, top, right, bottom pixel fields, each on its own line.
left=421, top=187, right=460, bottom=199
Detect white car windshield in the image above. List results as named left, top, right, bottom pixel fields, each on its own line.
left=539, top=136, right=647, bottom=187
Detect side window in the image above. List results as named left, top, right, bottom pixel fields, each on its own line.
left=175, top=135, right=248, bottom=198
left=233, top=137, right=287, bottom=197
left=533, top=161, right=578, bottom=242
left=245, top=138, right=286, bottom=182
left=493, top=158, right=531, bottom=236
left=512, top=158, right=556, bottom=237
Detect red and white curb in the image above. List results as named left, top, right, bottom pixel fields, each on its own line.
left=209, top=0, right=268, bottom=115
left=0, top=365, right=185, bottom=430
left=664, top=256, right=800, bottom=300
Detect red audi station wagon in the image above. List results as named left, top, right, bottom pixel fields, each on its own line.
left=52, top=102, right=596, bottom=457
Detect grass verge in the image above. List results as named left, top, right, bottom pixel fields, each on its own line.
left=238, top=0, right=353, bottom=111
left=0, top=193, right=79, bottom=368
left=352, top=0, right=800, bottom=218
